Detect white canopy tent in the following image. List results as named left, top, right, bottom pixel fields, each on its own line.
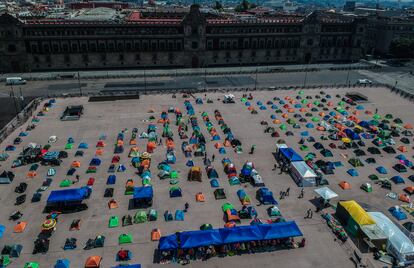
left=290, top=161, right=317, bottom=187
left=369, top=212, right=414, bottom=266
left=314, top=187, right=338, bottom=201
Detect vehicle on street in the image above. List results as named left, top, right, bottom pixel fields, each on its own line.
left=357, top=79, right=372, bottom=85
left=6, top=77, right=26, bottom=85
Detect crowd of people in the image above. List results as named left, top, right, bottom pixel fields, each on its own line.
left=159, top=237, right=305, bottom=264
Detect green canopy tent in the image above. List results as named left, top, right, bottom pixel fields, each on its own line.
left=119, top=234, right=133, bottom=245
left=300, top=145, right=309, bottom=151
left=59, top=179, right=72, bottom=187
left=134, top=210, right=148, bottom=223
left=304, top=152, right=316, bottom=161
left=298, top=90, right=304, bottom=95
left=108, top=216, right=119, bottom=228
left=301, top=99, right=308, bottom=104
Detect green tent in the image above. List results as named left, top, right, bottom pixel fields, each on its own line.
left=119, top=234, right=133, bottom=244
left=373, top=114, right=381, bottom=120
left=301, top=99, right=308, bottom=104
left=59, top=179, right=72, bottom=187
left=0, top=255, right=11, bottom=267
left=311, top=117, right=320, bottom=122
left=201, top=111, right=208, bottom=117
left=200, top=223, right=213, bottom=230
left=313, top=101, right=320, bottom=105
left=108, top=216, right=119, bottom=228
left=134, top=210, right=148, bottom=223
left=279, top=124, right=287, bottom=130
left=142, top=178, right=152, bottom=186
left=241, top=97, right=247, bottom=103
left=24, top=262, right=39, bottom=268
left=170, top=170, right=179, bottom=179
left=368, top=174, right=379, bottom=181
left=149, top=209, right=158, bottom=221
left=385, top=114, right=393, bottom=119
left=221, top=203, right=234, bottom=212
left=86, top=167, right=97, bottom=173
left=287, top=118, right=295, bottom=125
left=300, top=145, right=309, bottom=151
left=304, top=153, right=316, bottom=161
left=298, top=90, right=304, bottom=95
left=64, top=143, right=73, bottom=150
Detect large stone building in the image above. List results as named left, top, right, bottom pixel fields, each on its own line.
left=0, top=5, right=367, bottom=72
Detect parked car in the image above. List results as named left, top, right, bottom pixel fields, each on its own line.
left=357, top=79, right=372, bottom=85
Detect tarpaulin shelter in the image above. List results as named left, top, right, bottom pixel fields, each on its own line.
left=220, top=225, right=262, bottom=243
left=278, top=148, right=303, bottom=163
left=314, top=187, right=338, bottom=200
left=47, top=187, right=90, bottom=204
left=335, top=200, right=375, bottom=237
left=132, top=186, right=153, bottom=207
left=180, top=229, right=222, bottom=249
left=369, top=212, right=414, bottom=266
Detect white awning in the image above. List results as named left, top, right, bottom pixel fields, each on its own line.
left=291, top=161, right=317, bottom=178
left=314, top=187, right=338, bottom=200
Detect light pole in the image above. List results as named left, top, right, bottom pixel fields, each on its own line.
left=303, top=64, right=309, bottom=88
left=77, top=71, right=82, bottom=96
left=346, top=61, right=352, bottom=86
left=144, top=69, right=147, bottom=94
left=254, top=66, right=258, bottom=90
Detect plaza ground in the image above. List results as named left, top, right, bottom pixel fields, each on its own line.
left=0, top=86, right=412, bottom=267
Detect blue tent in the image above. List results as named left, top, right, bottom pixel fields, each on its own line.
left=359, top=121, right=370, bottom=129
left=133, top=186, right=153, bottom=200
left=54, top=259, right=70, bottom=268
left=344, top=129, right=360, bottom=140
left=356, top=105, right=365, bottom=110
left=175, top=210, right=184, bottom=221
left=5, top=145, right=16, bottom=151
left=300, top=131, right=309, bottom=137
left=245, top=101, right=250, bottom=106
left=376, top=166, right=388, bottom=174
left=271, top=105, right=278, bottom=109
left=210, top=179, right=219, bottom=188
left=158, top=234, right=178, bottom=250
left=258, top=221, right=303, bottom=239
left=279, top=148, right=303, bottom=162
left=219, top=225, right=262, bottom=243
left=107, top=175, right=116, bottom=185
left=259, top=106, right=267, bottom=110
left=219, top=148, right=226, bottom=154
left=306, top=123, right=314, bottom=128
left=78, top=143, right=88, bottom=149
left=169, top=187, right=182, bottom=198
left=257, top=188, right=277, bottom=205
left=89, top=158, right=101, bottom=166
left=257, top=101, right=262, bottom=105
left=271, top=114, right=276, bottom=119
left=391, top=175, right=405, bottom=184
left=396, top=154, right=407, bottom=160
left=389, top=207, right=407, bottom=221
left=47, top=187, right=90, bottom=204
left=347, top=169, right=359, bottom=177
left=186, top=160, right=194, bottom=167
left=117, top=164, right=126, bottom=172
left=180, top=229, right=222, bottom=249
left=0, top=224, right=5, bottom=238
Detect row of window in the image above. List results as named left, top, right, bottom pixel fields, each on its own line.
left=320, top=37, right=351, bottom=47
left=23, top=27, right=182, bottom=37
left=206, top=38, right=301, bottom=50
left=26, top=39, right=183, bottom=54
left=206, top=26, right=302, bottom=35
left=320, top=48, right=349, bottom=55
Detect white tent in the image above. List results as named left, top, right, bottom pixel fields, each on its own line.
left=314, top=187, right=338, bottom=200
left=289, top=161, right=317, bottom=187
left=369, top=212, right=414, bottom=266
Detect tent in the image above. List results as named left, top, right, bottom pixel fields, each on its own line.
left=175, top=210, right=184, bottom=221
left=335, top=200, right=375, bottom=237
left=289, top=161, right=317, bottom=187
left=256, top=188, right=277, bottom=205
left=369, top=212, right=414, bottom=266
left=389, top=206, right=407, bottom=221
left=132, top=186, right=153, bottom=207
left=219, top=225, right=262, bottom=243
left=376, top=166, right=388, bottom=174
left=188, top=166, right=202, bottom=182
left=13, top=221, right=27, bottom=233
left=85, top=256, right=102, bottom=267
left=24, top=263, right=39, bottom=268
left=0, top=171, right=13, bottom=184
left=0, top=224, right=5, bottom=238
left=320, top=149, right=333, bottom=157
left=214, top=188, right=226, bottom=199
left=169, top=187, right=182, bottom=198
left=119, top=234, right=133, bottom=244
left=108, top=216, right=119, bottom=228
left=347, top=169, right=359, bottom=177
left=339, top=181, right=351, bottom=190
left=391, top=176, right=405, bottom=184
left=47, top=187, right=89, bottom=204
left=55, top=259, right=70, bottom=268
left=314, top=187, right=338, bottom=200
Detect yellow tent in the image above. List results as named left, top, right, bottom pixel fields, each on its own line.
left=338, top=200, right=375, bottom=225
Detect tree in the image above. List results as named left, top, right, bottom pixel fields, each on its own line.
left=213, top=1, right=223, bottom=11
left=389, top=38, right=414, bottom=58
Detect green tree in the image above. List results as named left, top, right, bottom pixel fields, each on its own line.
left=389, top=38, right=414, bottom=58
left=213, top=1, right=223, bottom=10
left=235, top=0, right=251, bottom=12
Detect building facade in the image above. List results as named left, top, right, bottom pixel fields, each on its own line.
left=0, top=5, right=367, bottom=72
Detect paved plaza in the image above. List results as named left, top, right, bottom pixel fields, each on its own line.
left=0, top=86, right=412, bottom=267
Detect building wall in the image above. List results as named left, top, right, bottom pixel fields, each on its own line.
left=0, top=9, right=367, bottom=72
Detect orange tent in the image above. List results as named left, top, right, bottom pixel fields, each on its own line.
left=287, top=108, right=295, bottom=113
left=399, top=194, right=410, bottom=203
left=125, top=180, right=134, bottom=188
left=214, top=143, right=222, bottom=149
left=147, top=108, right=155, bottom=113
left=223, top=140, right=231, bottom=147
left=273, top=119, right=281, bottom=124
left=117, top=140, right=124, bottom=146
left=334, top=115, right=341, bottom=120
left=85, top=256, right=102, bottom=268
left=196, top=192, right=205, bottom=202
left=352, top=111, right=360, bottom=115
left=95, top=149, right=104, bottom=155
left=147, top=142, right=156, bottom=153
left=339, top=181, right=351, bottom=190
left=247, top=106, right=254, bottom=111
left=284, top=96, right=291, bottom=100
left=129, top=139, right=137, bottom=145
left=404, top=186, right=414, bottom=195
left=319, top=112, right=325, bottom=117
left=14, top=221, right=27, bottom=233
left=225, top=209, right=240, bottom=223
left=281, top=114, right=288, bottom=119
left=141, top=159, right=151, bottom=169
left=166, top=139, right=175, bottom=149
left=27, top=171, right=37, bottom=178
left=108, top=199, right=118, bottom=209
left=404, top=124, right=413, bottom=129
left=71, top=161, right=81, bottom=168
left=151, top=228, right=161, bottom=241
left=316, top=126, right=325, bottom=131
left=299, top=108, right=307, bottom=112
left=398, top=146, right=408, bottom=153
left=327, top=101, right=333, bottom=106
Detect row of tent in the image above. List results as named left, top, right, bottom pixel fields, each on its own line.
left=158, top=221, right=302, bottom=250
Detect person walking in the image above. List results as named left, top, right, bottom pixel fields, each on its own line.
left=309, top=209, right=313, bottom=219
left=212, top=154, right=215, bottom=162
left=298, top=188, right=304, bottom=198
left=286, top=187, right=290, bottom=196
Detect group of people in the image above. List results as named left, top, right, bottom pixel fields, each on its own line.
left=159, top=237, right=305, bottom=265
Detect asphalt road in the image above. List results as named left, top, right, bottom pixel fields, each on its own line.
left=0, top=69, right=368, bottom=97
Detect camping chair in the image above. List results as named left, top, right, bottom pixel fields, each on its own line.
left=108, top=199, right=118, bottom=209
left=69, top=219, right=81, bottom=231
left=151, top=229, right=161, bottom=241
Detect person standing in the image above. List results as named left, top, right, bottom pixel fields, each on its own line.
left=286, top=187, right=290, bottom=196
left=212, top=154, right=215, bottom=162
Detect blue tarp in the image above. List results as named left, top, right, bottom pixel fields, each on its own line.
left=219, top=225, right=262, bottom=243
left=344, top=129, right=360, bottom=140
left=258, top=221, right=303, bottom=239
left=180, top=229, right=222, bottom=249
left=0, top=224, right=5, bottom=238
left=47, top=187, right=89, bottom=203
left=133, top=186, right=153, bottom=200
left=158, top=222, right=303, bottom=250
left=279, top=148, right=303, bottom=162
left=158, top=235, right=178, bottom=250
